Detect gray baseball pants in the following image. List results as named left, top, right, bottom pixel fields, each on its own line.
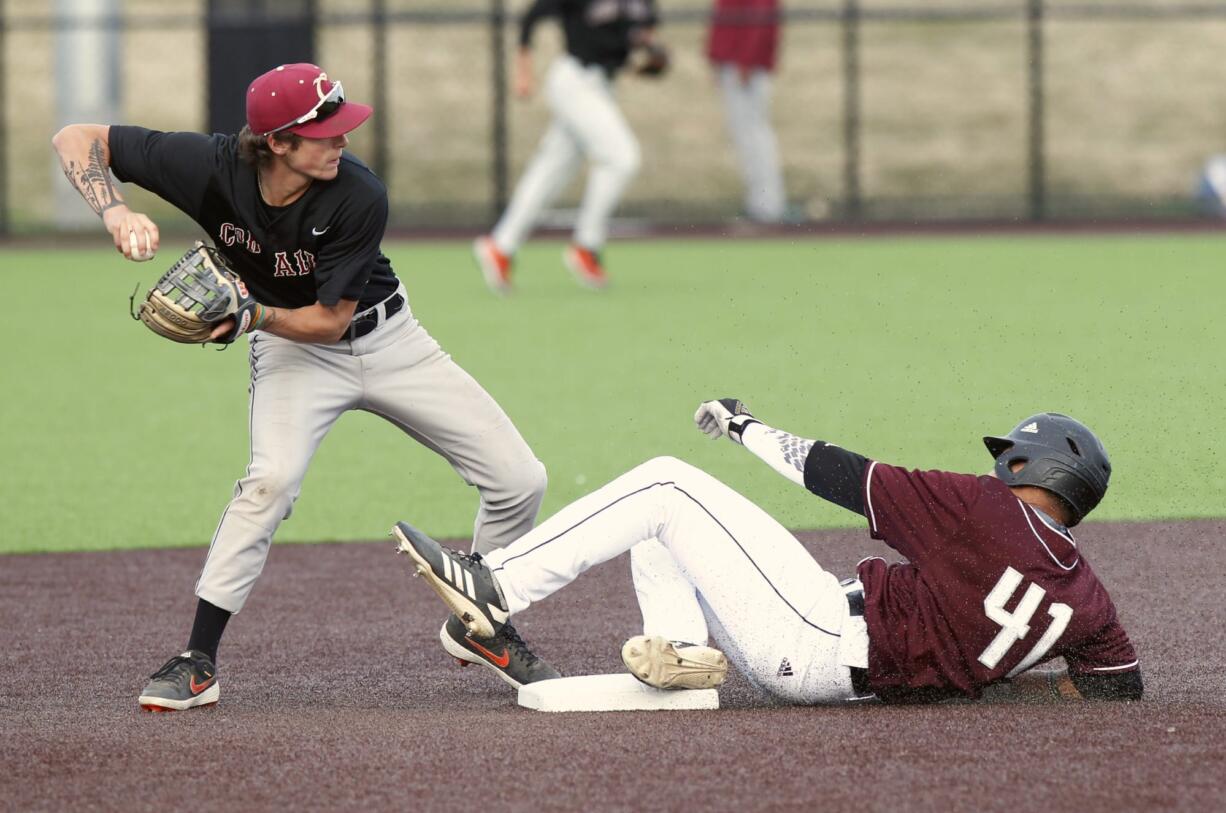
left=716, top=64, right=785, bottom=223
left=195, top=292, right=547, bottom=613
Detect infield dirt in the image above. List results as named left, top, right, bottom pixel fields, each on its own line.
left=1, top=520, right=1222, bottom=811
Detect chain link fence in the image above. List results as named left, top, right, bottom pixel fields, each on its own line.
left=5, top=0, right=1226, bottom=234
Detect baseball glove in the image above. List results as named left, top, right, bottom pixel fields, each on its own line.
left=129, top=242, right=262, bottom=345
left=631, top=41, right=671, bottom=78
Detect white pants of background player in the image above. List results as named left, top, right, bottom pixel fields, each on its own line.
left=716, top=64, right=785, bottom=223
left=483, top=455, right=867, bottom=704
left=492, top=54, right=641, bottom=255
left=196, top=290, right=547, bottom=613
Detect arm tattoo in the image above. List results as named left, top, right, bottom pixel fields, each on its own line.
left=60, top=138, right=123, bottom=216
left=764, top=428, right=814, bottom=474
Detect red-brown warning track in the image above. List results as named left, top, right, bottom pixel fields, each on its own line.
left=1, top=520, right=1222, bottom=812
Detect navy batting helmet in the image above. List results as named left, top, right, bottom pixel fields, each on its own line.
left=983, top=413, right=1111, bottom=526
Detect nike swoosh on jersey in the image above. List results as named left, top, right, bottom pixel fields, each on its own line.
left=311, top=226, right=330, bottom=236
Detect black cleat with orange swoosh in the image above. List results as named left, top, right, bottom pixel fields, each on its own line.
left=440, top=615, right=562, bottom=689
left=138, top=650, right=220, bottom=712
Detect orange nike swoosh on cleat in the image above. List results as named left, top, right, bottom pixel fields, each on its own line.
left=465, top=638, right=510, bottom=668
left=189, top=675, right=215, bottom=695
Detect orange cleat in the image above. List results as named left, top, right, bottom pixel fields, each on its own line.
left=563, top=244, right=608, bottom=289
left=472, top=236, right=513, bottom=294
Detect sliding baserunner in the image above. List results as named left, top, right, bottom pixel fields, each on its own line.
left=395, top=401, right=1142, bottom=705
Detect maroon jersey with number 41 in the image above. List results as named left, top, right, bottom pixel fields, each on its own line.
left=856, top=462, right=1139, bottom=701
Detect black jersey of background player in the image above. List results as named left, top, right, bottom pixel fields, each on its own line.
left=108, top=126, right=399, bottom=311
left=520, top=0, right=659, bottom=75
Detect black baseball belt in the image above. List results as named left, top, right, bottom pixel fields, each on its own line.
left=347, top=291, right=405, bottom=340
left=845, top=587, right=872, bottom=697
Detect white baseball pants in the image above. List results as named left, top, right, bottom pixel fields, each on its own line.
left=483, top=456, right=865, bottom=705
left=717, top=64, right=786, bottom=223
left=195, top=296, right=547, bottom=613
left=492, top=55, right=641, bottom=254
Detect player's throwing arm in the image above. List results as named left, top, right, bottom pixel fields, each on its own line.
left=53, top=124, right=159, bottom=262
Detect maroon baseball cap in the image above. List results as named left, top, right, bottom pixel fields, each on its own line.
left=246, top=63, right=373, bottom=138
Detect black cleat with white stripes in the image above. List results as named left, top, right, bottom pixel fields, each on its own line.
left=393, top=520, right=510, bottom=639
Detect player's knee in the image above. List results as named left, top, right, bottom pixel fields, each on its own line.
left=496, top=457, right=547, bottom=508
left=637, top=455, right=700, bottom=481
left=614, top=142, right=641, bottom=178
left=235, top=470, right=300, bottom=515
left=517, top=457, right=548, bottom=503
left=594, top=141, right=640, bottom=179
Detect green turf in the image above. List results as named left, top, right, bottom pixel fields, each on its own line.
left=1, top=234, right=1221, bottom=554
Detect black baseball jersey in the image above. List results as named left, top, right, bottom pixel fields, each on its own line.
left=520, top=0, right=659, bottom=75
left=108, top=126, right=399, bottom=311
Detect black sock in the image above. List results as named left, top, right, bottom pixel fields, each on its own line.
left=186, top=598, right=231, bottom=664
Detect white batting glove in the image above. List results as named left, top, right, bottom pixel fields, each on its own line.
left=694, top=398, right=762, bottom=445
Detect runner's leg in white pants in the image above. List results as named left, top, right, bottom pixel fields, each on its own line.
left=491, top=56, right=640, bottom=255
left=630, top=539, right=709, bottom=645
left=482, top=456, right=858, bottom=704
left=555, top=61, right=640, bottom=251
left=491, top=120, right=583, bottom=256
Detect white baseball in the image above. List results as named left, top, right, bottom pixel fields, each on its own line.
left=128, top=230, right=154, bottom=262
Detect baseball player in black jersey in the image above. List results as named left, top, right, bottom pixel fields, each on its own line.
left=472, top=0, right=666, bottom=293
left=53, top=63, right=559, bottom=711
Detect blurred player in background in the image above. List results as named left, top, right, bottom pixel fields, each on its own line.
left=472, top=0, right=667, bottom=293
left=708, top=0, right=787, bottom=224
left=1195, top=154, right=1226, bottom=216
left=395, top=402, right=1142, bottom=706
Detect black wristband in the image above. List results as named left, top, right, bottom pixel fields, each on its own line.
left=727, top=416, right=761, bottom=445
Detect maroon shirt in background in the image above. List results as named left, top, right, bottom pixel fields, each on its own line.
left=707, top=0, right=780, bottom=71
left=856, top=463, right=1139, bottom=701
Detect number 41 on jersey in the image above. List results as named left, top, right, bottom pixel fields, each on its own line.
left=978, top=566, right=1072, bottom=677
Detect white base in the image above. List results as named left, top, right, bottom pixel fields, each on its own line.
left=517, top=673, right=719, bottom=712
